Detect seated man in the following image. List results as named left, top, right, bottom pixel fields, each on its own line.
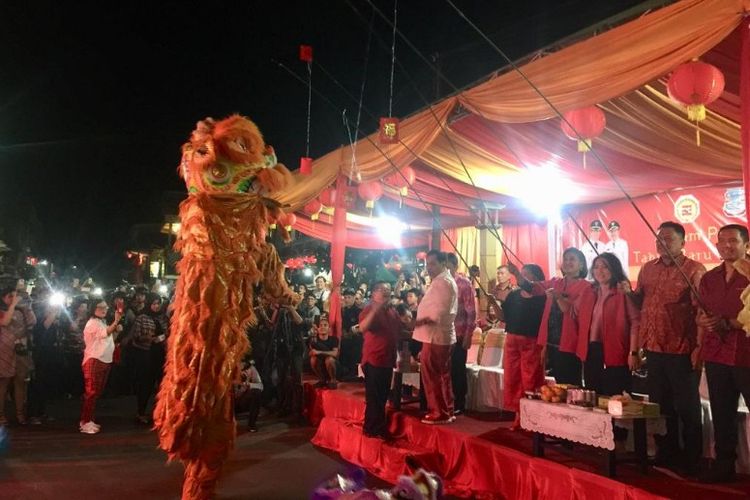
left=309, top=315, right=340, bottom=389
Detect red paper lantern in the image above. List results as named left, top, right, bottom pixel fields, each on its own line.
left=667, top=60, right=724, bottom=145
left=299, top=157, right=313, bottom=175
left=357, top=181, right=383, bottom=210
left=303, top=199, right=323, bottom=221
left=320, top=187, right=336, bottom=207
left=320, top=186, right=356, bottom=212
left=266, top=213, right=277, bottom=230
left=561, top=106, right=606, bottom=153
left=299, top=45, right=313, bottom=63
left=379, top=117, right=400, bottom=144
left=386, top=165, right=416, bottom=196
left=280, top=212, right=297, bottom=231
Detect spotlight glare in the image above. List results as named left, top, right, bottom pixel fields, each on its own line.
left=376, top=215, right=406, bottom=244
left=93, top=287, right=103, bottom=297
left=49, top=292, right=66, bottom=307
left=508, top=165, right=581, bottom=218
left=303, top=268, right=313, bottom=277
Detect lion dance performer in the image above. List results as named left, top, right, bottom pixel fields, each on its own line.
left=154, top=115, right=298, bottom=499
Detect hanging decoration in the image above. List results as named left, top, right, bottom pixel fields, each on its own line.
left=379, top=0, right=400, bottom=145
left=280, top=212, right=297, bottom=231
left=379, top=117, right=400, bottom=144
left=666, top=59, right=725, bottom=146
left=320, top=185, right=356, bottom=213
left=385, top=165, right=416, bottom=196
left=299, top=44, right=314, bottom=174
left=357, top=181, right=383, bottom=213
left=560, top=106, right=606, bottom=168
left=303, top=199, right=323, bottom=221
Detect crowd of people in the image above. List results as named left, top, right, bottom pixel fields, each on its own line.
left=1, top=220, right=748, bottom=484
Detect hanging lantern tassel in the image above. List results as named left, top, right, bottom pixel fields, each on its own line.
left=300, top=157, right=313, bottom=175
left=687, top=104, right=706, bottom=146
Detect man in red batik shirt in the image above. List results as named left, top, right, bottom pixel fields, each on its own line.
left=625, top=221, right=705, bottom=476
left=697, top=224, right=750, bottom=483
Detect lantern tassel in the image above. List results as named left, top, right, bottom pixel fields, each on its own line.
left=577, top=139, right=592, bottom=153
left=366, top=200, right=374, bottom=210
left=687, top=104, right=706, bottom=122
left=582, top=151, right=587, bottom=169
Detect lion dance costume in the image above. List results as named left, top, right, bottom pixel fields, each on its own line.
left=154, top=115, right=298, bottom=499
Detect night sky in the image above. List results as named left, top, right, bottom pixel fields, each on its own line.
left=0, top=0, right=647, bottom=282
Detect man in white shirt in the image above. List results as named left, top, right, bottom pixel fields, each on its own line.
left=581, top=219, right=604, bottom=280
left=413, top=250, right=458, bottom=424
left=603, top=220, right=629, bottom=277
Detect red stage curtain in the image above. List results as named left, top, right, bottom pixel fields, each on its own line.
left=741, top=19, right=750, bottom=219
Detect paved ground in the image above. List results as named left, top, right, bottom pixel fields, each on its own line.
left=0, top=395, right=389, bottom=500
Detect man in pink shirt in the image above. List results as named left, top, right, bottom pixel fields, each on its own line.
left=413, top=250, right=458, bottom=424
left=446, top=253, right=476, bottom=415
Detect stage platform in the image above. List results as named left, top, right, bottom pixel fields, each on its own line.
left=305, top=381, right=750, bottom=499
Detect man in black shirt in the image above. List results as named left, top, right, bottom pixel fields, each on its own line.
left=309, top=315, right=340, bottom=388
left=339, top=288, right=363, bottom=380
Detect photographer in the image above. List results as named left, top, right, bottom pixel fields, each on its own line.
left=0, top=285, right=36, bottom=426
left=28, top=292, right=68, bottom=424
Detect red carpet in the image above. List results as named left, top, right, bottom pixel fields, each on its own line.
left=306, top=381, right=750, bottom=499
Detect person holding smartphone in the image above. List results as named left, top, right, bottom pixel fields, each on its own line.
left=80, top=298, right=122, bottom=434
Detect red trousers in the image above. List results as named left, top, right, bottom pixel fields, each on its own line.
left=502, top=334, right=544, bottom=412
left=420, top=343, right=453, bottom=419
left=80, top=358, right=111, bottom=423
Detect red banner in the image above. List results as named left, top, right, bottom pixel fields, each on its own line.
left=564, top=183, right=746, bottom=278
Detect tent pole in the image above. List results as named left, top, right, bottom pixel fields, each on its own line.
left=431, top=204, right=441, bottom=250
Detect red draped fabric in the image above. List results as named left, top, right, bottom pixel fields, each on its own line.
left=328, top=176, right=347, bottom=338
left=308, top=386, right=666, bottom=500
left=500, top=222, right=550, bottom=277
left=741, top=21, right=750, bottom=219
left=293, top=216, right=430, bottom=250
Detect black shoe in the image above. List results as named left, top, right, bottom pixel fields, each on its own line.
left=453, top=409, right=464, bottom=416
left=248, top=425, right=258, bottom=433
left=313, top=381, right=327, bottom=388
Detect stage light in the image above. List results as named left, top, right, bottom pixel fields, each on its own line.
left=93, top=287, right=103, bottom=296
left=159, top=285, right=168, bottom=295
left=303, top=268, right=313, bottom=277
left=376, top=215, right=406, bottom=244
left=49, top=292, right=66, bottom=307
left=509, top=165, right=581, bottom=219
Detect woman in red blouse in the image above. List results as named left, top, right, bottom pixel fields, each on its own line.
left=577, top=253, right=640, bottom=395
left=511, top=248, right=594, bottom=386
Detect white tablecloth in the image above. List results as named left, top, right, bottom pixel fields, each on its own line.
left=520, top=399, right=666, bottom=452
left=465, top=364, right=554, bottom=412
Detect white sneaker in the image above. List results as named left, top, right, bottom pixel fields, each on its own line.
left=79, top=421, right=101, bottom=430
left=79, top=421, right=100, bottom=434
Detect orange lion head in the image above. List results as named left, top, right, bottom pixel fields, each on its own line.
left=179, top=114, right=293, bottom=196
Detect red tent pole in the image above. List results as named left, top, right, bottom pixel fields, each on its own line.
left=328, top=174, right=347, bottom=338
left=741, top=21, right=750, bottom=222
